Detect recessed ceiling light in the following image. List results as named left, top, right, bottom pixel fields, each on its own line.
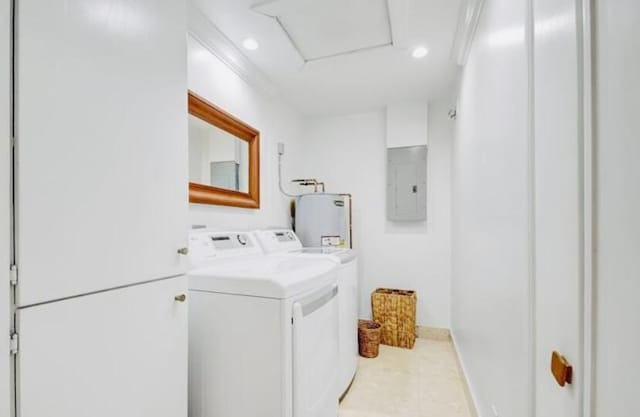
left=411, top=46, right=429, bottom=59
left=242, top=38, right=259, bottom=51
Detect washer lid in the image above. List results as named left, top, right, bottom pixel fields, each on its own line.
left=188, top=255, right=337, bottom=299
left=292, top=247, right=357, bottom=264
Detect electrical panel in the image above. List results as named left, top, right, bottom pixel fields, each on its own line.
left=386, top=146, right=427, bottom=221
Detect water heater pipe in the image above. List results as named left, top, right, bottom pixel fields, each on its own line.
left=340, top=193, right=353, bottom=249
left=291, top=178, right=326, bottom=193
left=277, top=147, right=300, bottom=198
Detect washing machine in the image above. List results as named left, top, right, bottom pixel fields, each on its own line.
left=253, top=229, right=359, bottom=398
left=188, top=230, right=340, bottom=417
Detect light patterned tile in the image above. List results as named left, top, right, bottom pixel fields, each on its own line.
left=340, top=338, right=472, bottom=417
left=416, top=326, right=452, bottom=341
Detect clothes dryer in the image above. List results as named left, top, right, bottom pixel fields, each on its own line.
left=253, top=229, right=359, bottom=398
left=188, top=230, right=339, bottom=417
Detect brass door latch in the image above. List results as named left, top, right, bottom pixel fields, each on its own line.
left=551, top=351, right=573, bottom=387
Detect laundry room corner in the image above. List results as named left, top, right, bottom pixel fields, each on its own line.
left=296, top=99, right=454, bottom=330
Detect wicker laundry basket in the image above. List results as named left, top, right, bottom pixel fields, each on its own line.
left=371, top=288, right=417, bottom=349
left=358, top=320, right=382, bottom=358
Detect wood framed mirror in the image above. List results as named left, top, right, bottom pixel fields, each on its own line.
left=188, top=91, right=260, bottom=208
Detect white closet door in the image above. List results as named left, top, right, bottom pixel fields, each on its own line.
left=15, top=0, right=188, bottom=306
left=17, top=276, right=188, bottom=417
left=594, top=1, right=640, bottom=415
left=533, top=0, right=583, bottom=416
left=0, top=0, right=11, bottom=414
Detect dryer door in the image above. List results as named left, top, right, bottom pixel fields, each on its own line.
left=292, top=283, right=339, bottom=417
left=337, top=259, right=360, bottom=396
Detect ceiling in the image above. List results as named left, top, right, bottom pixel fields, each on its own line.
left=191, top=0, right=463, bottom=115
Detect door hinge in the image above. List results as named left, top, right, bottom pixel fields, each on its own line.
left=9, top=264, right=17, bottom=286
left=10, top=136, right=15, bottom=147
left=10, top=333, right=18, bottom=355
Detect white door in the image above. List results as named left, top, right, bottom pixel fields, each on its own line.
left=292, top=284, right=339, bottom=417
left=337, top=260, right=359, bottom=396
left=0, top=0, right=11, bottom=414
left=15, top=0, right=188, bottom=306
left=17, top=276, right=188, bottom=417
left=533, top=0, right=583, bottom=415
left=593, top=1, right=640, bottom=416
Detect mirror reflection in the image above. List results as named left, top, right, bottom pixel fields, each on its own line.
left=188, top=114, right=250, bottom=193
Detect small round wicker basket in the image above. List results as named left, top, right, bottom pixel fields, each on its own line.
left=358, top=320, right=382, bottom=358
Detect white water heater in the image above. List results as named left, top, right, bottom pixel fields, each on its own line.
left=295, top=193, right=351, bottom=248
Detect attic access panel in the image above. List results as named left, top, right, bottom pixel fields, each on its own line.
left=253, top=0, right=393, bottom=62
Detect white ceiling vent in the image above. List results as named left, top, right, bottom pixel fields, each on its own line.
left=253, top=0, right=393, bottom=62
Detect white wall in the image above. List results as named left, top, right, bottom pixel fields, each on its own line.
left=299, top=101, right=452, bottom=328
left=187, top=36, right=305, bottom=230
left=386, top=101, right=429, bottom=148
left=0, top=0, right=10, bottom=413
left=207, top=129, right=242, bottom=165
left=594, top=1, right=640, bottom=415
left=451, top=1, right=530, bottom=417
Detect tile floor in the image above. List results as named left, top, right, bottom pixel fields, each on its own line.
left=339, top=337, right=473, bottom=417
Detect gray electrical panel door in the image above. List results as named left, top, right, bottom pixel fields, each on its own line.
left=210, top=161, right=239, bottom=191
left=387, top=146, right=427, bottom=221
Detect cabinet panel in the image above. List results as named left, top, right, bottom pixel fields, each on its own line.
left=17, top=276, right=188, bottom=417
left=15, top=0, right=188, bottom=305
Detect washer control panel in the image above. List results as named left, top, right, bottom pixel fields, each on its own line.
left=210, top=233, right=253, bottom=250
left=188, top=231, right=262, bottom=266
left=275, top=230, right=297, bottom=242
left=253, top=229, right=303, bottom=253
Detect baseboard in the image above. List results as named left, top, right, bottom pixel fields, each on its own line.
left=450, top=331, right=480, bottom=417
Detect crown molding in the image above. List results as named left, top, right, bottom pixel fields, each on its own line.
left=451, top=0, right=485, bottom=66
left=187, top=3, right=278, bottom=97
